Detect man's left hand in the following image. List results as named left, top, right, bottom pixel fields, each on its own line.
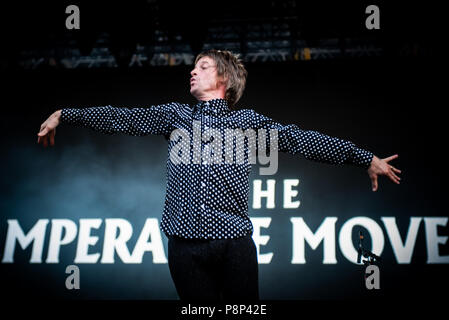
left=367, top=154, right=401, bottom=192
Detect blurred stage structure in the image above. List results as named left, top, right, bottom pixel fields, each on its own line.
left=1, top=0, right=432, bottom=70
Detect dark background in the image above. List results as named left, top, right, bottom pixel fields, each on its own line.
left=0, top=0, right=446, bottom=304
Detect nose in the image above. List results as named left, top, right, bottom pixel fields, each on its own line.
left=190, top=68, right=197, bottom=77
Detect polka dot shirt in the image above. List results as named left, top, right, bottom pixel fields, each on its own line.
left=61, top=98, right=373, bottom=240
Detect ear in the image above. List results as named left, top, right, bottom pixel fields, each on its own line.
left=217, top=74, right=228, bottom=87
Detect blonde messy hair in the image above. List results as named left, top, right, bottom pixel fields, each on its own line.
left=194, top=49, right=248, bottom=108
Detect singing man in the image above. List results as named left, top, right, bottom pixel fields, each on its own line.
left=37, top=49, right=401, bottom=301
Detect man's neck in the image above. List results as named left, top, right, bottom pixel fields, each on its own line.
left=195, top=90, right=226, bottom=102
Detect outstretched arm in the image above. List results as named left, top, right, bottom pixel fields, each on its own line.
left=37, top=103, right=180, bottom=147
left=251, top=110, right=401, bottom=191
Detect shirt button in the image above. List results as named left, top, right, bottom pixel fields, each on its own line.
left=201, top=204, right=205, bottom=210
left=205, top=102, right=209, bottom=106
left=201, top=182, right=206, bottom=187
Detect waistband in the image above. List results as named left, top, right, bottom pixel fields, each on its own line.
left=168, top=232, right=251, bottom=242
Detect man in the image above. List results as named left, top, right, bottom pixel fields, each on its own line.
left=37, top=49, right=401, bottom=301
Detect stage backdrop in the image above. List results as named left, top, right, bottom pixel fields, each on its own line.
left=1, top=57, right=447, bottom=300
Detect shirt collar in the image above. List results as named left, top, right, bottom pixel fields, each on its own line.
left=194, top=98, right=230, bottom=116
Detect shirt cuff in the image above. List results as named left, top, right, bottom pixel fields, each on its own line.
left=61, top=108, right=82, bottom=125
left=350, top=146, right=374, bottom=169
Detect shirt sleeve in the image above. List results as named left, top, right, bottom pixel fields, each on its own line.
left=251, top=110, right=374, bottom=169
left=60, top=103, right=178, bottom=138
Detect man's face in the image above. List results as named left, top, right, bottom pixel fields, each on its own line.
left=190, top=56, right=223, bottom=99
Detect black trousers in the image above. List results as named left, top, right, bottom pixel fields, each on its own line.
left=167, top=233, right=259, bottom=302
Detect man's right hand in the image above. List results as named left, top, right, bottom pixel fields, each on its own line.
left=37, top=110, right=62, bottom=147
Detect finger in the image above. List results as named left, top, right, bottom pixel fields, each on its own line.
left=38, top=127, right=48, bottom=137
left=43, top=135, right=48, bottom=147
left=390, top=170, right=401, bottom=181
left=388, top=172, right=400, bottom=184
left=383, top=154, right=399, bottom=163
left=390, top=166, right=401, bottom=174
left=387, top=167, right=401, bottom=181
left=49, top=130, right=55, bottom=146
left=371, top=175, right=378, bottom=192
